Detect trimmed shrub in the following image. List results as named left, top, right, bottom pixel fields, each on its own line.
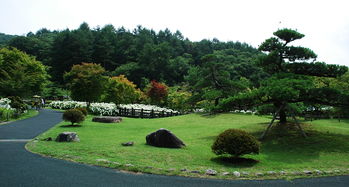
left=76, top=107, right=88, bottom=116
left=62, top=109, right=85, bottom=125
left=212, top=129, right=260, bottom=158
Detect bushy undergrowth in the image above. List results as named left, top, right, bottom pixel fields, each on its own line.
left=62, top=109, right=85, bottom=125
left=212, top=129, right=260, bottom=158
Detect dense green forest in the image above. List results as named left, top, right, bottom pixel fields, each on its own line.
left=1, top=23, right=266, bottom=88
left=2, top=23, right=348, bottom=117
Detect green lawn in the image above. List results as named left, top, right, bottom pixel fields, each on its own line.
left=26, top=113, right=349, bottom=179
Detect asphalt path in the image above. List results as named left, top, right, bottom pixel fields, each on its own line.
left=0, top=109, right=348, bottom=187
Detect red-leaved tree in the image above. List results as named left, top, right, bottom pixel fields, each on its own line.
left=146, top=80, right=168, bottom=105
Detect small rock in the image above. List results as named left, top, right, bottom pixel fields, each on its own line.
left=267, top=171, right=276, bottom=175
left=125, top=164, right=134, bottom=167
left=121, top=142, right=134, bottom=146
left=96, top=159, right=110, bottom=163
left=241, top=172, right=249, bottom=176
left=145, top=166, right=154, bottom=169
left=180, top=168, right=187, bottom=172
left=233, top=171, right=240, bottom=177
left=314, top=170, right=322, bottom=174
left=280, top=171, right=287, bottom=175
left=190, top=170, right=200, bottom=174
left=303, top=170, right=312, bottom=175
left=112, top=162, right=121, bottom=165
left=292, top=171, right=301, bottom=175
left=206, top=169, right=217, bottom=176
left=255, top=172, right=264, bottom=176
left=43, top=137, right=52, bottom=141
left=56, top=132, right=80, bottom=142
left=222, top=172, right=230, bottom=176
left=167, top=168, right=176, bottom=172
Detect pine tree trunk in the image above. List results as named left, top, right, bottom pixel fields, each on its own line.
left=279, top=109, right=287, bottom=124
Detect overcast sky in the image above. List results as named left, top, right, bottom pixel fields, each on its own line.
left=1, top=0, right=348, bottom=66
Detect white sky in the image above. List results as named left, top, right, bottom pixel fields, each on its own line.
left=1, top=0, right=348, bottom=66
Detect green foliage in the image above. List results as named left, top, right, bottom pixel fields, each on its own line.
left=166, top=86, right=192, bottom=112
left=0, top=47, right=49, bottom=97
left=103, top=75, right=143, bottom=104
left=62, top=109, right=85, bottom=125
left=212, top=129, right=260, bottom=158
left=0, top=108, right=15, bottom=121
left=76, top=108, right=88, bottom=116
left=7, top=96, right=27, bottom=113
left=64, top=63, right=107, bottom=102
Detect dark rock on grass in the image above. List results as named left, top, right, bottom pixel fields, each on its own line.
left=43, top=137, right=52, bottom=141
left=121, top=142, right=134, bottom=146
left=55, top=132, right=80, bottom=142
left=146, top=128, right=185, bottom=148
left=92, top=116, right=122, bottom=123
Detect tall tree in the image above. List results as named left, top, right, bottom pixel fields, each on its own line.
left=64, top=63, right=107, bottom=102
left=219, top=28, right=348, bottom=127
left=0, top=47, right=49, bottom=97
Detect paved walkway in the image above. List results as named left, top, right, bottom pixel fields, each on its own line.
left=0, top=109, right=348, bottom=187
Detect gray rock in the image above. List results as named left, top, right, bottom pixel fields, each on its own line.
left=43, top=137, right=52, bottom=141
left=255, top=172, right=264, bottom=176
left=56, top=132, right=80, bottom=142
left=334, top=169, right=341, bottom=173
left=125, top=164, right=134, bottom=167
left=92, top=116, right=122, bottom=123
left=303, top=170, right=312, bottom=174
left=292, top=171, right=301, bottom=175
left=180, top=168, right=188, bottom=172
left=112, top=162, right=121, bottom=165
left=205, top=169, right=217, bottom=175
left=233, top=171, right=240, bottom=177
left=267, top=171, right=276, bottom=175
left=167, top=168, right=176, bottom=172
left=314, top=170, right=322, bottom=174
left=121, top=142, right=134, bottom=146
left=222, top=172, right=230, bottom=176
left=96, top=159, right=110, bottom=163
left=324, top=171, right=333, bottom=174
left=280, top=171, right=287, bottom=175
left=241, top=172, right=249, bottom=176
left=190, top=170, right=200, bottom=174
left=146, top=128, right=185, bottom=148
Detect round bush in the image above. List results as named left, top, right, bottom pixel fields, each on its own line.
left=211, top=129, right=260, bottom=158
left=76, top=107, right=88, bottom=116
left=63, top=109, right=85, bottom=125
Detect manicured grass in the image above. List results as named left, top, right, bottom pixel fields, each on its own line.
left=26, top=113, right=349, bottom=179
left=0, top=109, right=39, bottom=125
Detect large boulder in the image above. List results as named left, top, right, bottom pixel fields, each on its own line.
left=92, top=116, right=122, bottom=123
left=146, top=128, right=185, bottom=148
left=55, top=132, right=80, bottom=142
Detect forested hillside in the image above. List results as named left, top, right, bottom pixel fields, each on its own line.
left=0, top=33, right=16, bottom=47
left=5, top=22, right=265, bottom=88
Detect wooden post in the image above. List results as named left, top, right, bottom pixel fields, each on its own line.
left=151, top=109, right=154, bottom=118
left=260, top=104, right=285, bottom=140
left=141, top=109, right=144, bottom=118
left=291, top=114, right=307, bottom=138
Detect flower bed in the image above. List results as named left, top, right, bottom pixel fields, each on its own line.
left=49, top=101, right=179, bottom=117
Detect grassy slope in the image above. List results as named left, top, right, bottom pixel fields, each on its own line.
left=27, top=113, right=349, bottom=179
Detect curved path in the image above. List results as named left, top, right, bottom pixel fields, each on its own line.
left=0, top=109, right=348, bottom=187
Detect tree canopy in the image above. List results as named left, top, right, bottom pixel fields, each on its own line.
left=0, top=47, right=49, bottom=97
left=219, top=28, right=348, bottom=123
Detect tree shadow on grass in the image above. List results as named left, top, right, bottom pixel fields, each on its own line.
left=211, top=156, right=259, bottom=168
left=252, top=123, right=349, bottom=164
left=60, top=124, right=82, bottom=128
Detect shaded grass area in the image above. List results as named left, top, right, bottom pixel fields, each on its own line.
left=27, top=113, right=349, bottom=179
left=0, top=109, right=39, bottom=125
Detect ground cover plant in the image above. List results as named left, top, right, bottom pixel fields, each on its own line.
left=27, top=113, right=349, bottom=179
